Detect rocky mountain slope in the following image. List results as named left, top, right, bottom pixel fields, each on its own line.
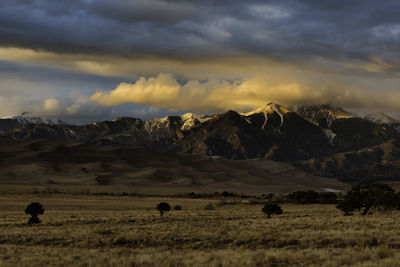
left=296, top=104, right=352, bottom=127
left=300, top=138, right=400, bottom=182
left=365, top=112, right=399, bottom=125
left=1, top=102, right=399, bottom=182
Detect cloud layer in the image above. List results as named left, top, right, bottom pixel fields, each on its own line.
left=90, top=74, right=400, bottom=114
left=1, top=0, right=400, bottom=70
left=1, top=1, right=400, bottom=120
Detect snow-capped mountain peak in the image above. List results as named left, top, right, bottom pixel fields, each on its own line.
left=143, top=113, right=213, bottom=134
left=364, top=112, right=398, bottom=125
left=243, top=102, right=290, bottom=116
left=180, top=113, right=212, bottom=131
left=13, top=115, right=52, bottom=125
left=242, top=102, right=291, bottom=128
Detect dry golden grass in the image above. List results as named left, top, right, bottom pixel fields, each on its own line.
left=1, top=194, right=400, bottom=266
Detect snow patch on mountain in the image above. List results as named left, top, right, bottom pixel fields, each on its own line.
left=296, top=105, right=352, bottom=127
left=180, top=113, right=212, bottom=131
left=242, top=102, right=290, bottom=128
left=324, top=129, right=336, bottom=143
left=144, top=116, right=170, bottom=133
left=364, top=112, right=398, bottom=124
left=142, top=113, right=212, bottom=134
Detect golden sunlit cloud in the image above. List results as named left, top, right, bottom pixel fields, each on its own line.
left=90, top=73, right=400, bottom=113
left=2, top=47, right=400, bottom=115
left=90, top=74, right=304, bottom=112
left=346, top=56, right=396, bottom=74
left=2, top=47, right=397, bottom=81
left=0, top=47, right=268, bottom=79
left=43, top=98, right=61, bottom=113
left=91, top=73, right=181, bottom=106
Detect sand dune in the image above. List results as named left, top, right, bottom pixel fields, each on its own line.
left=0, top=137, right=347, bottom=193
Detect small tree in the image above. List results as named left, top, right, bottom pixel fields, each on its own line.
left=337, top=183, right=400, bottom=216
left=262, top=203, right=283, bottom=218
left=25, top=202, right=44, bottom=224
left=156, top=202, right=171, bottom=217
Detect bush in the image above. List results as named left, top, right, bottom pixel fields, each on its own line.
left=221, top=191, right=235, bottom=197
left=261, top=193, right=274, bottom=199
left=319, top=192, right=338, bottom=204
left=156, top=202, right=171, bottom=217
left=217, top=200, right=239, bottom=206
left=25, top=202, right=44, bottom=224
left=173, top=205, right=182, bottom=210
left=287, top=190, right=320, bottom=204
left=336, top=183, right=400, bottom=216
left=287, top=190, right=338, bottom=204
left=262, top=203, right=283, bottom=218
left=204, top=203, right=215, bottom=210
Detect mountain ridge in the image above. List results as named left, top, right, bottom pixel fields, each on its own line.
left=1, top=103, right=400, bottom=182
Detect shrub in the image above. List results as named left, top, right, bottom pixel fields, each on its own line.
left=156, top=202, right=171, bottom=217
left=221, top=191, right=235, bottom=197
left=25, top=202, right=44, bottom=224
left=336, top=183, right=400, bottom=215
left=217, top=200, right=239, bottom=206
left=376, top=246, right=393, bottom=259
left=262, top=193, right=274, bottom=199
left=319, top=192, right=338, bottom=204
left=262, top=203, right=283, bottom=218
left=288, top=190, right=320, bottom=204
left=287, top=190, right=338, bottom=204
left=204, top=203, right=215, bottom=210
left=173, top=205, right=182, bottom=210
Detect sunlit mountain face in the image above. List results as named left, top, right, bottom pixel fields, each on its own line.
left=0, top=0, right=400, bottom=123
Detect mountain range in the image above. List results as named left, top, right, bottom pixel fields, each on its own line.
left=1, top=102, right=400, bottom=183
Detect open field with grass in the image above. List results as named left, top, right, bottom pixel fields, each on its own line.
left=1, top=193, right=400, bottom=266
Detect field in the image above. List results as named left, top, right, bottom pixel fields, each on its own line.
left=1, top=193, right=400, bottom=266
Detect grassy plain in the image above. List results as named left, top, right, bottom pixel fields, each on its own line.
left=1, top=193, right=400, bottom=266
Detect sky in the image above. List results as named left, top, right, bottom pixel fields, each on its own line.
left=1, top=0, right=400, bottom=123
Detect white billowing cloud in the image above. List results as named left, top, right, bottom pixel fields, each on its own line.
left=65, top=95, right=91, bottom=115
left=249, top=4, right=290, bottom=19
left=0, top=96, right=21, bottom=118
left=43, top=98, right=61, bottom=113
left=372, top=24, right=400, bottom=39
left=90, top=73, right=180, bottom=106
left=0, top=95, right=121, bottom=124
left=90, top=73, right=400, bottom=114
left=90, top=73, right=308, bottom=112
left=27, top=96, right=107, bottom=122
left=132, top=106, right=160, bottom=117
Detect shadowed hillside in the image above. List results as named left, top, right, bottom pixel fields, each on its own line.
left=0, top=137, right=346, bottom=193
left=2, top=103, right=400, bottom=182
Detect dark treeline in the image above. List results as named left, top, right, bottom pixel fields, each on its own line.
left=286, top=191, right=338, bottom=204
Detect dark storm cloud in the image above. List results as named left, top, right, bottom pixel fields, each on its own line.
left=2, top=0, right=400, bottom=122
left=1, top=0, right=400, bottom=67
left=90, top=0, right=201, bottom=24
